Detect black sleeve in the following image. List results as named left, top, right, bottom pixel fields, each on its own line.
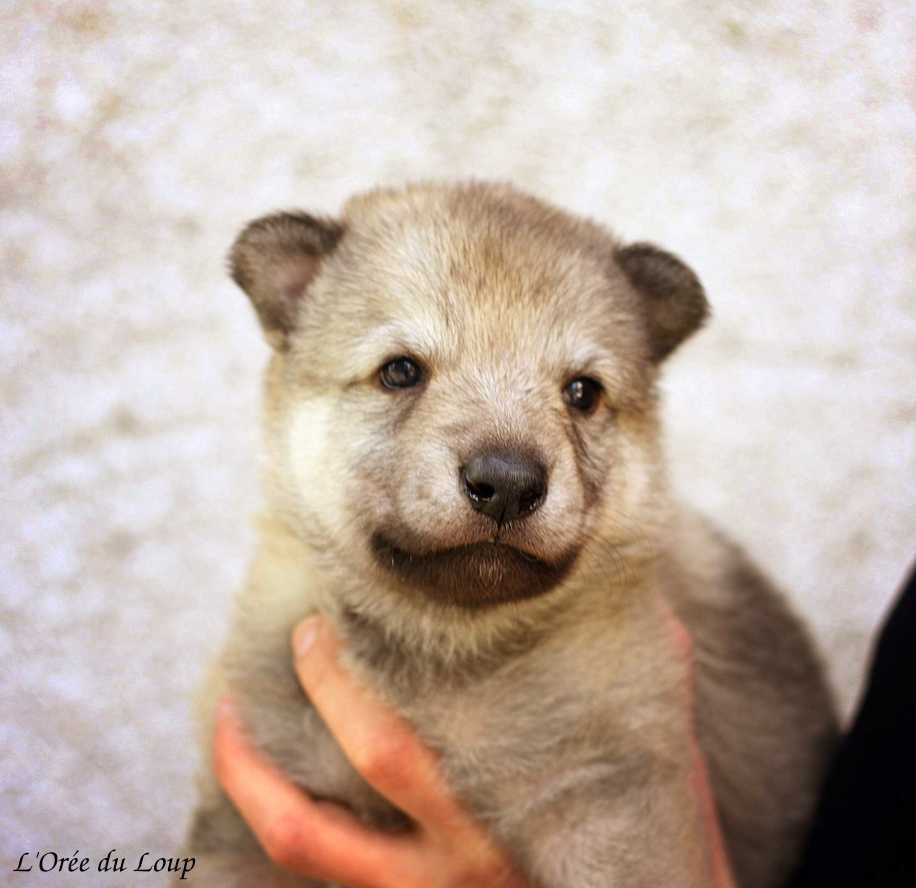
left=784, top=561, right=916, bottom=887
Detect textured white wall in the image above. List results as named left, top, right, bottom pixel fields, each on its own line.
left=2, top=1, right=914, bottom=883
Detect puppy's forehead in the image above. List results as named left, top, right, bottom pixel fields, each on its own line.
left=298, top=185, right=647, bottom=389
left=341, top=188, right=638, bottom=343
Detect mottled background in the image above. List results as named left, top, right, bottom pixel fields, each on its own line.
left=2, top=1, right=914, bottom=884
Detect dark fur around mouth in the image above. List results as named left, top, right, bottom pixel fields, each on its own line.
left=370, top=533, right=578, bottom=609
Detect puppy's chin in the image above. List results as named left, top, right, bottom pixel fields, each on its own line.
left=370, top=532, right=578, bottom=609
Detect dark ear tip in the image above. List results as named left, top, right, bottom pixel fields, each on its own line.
left=229, top=211, right=345, bottom=284
left=233, top=210, right=343, bottom=243
left=615, top=242, right=704, bottom=294
left=226, top=210, right=345, bottom=347
left=615, top=241, right=709, bottom=363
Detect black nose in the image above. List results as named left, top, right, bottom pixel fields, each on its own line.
left=461, top=450, right=547, bottom=525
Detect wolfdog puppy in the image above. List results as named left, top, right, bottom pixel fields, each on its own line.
left=181, top=182, right=838, bottom=887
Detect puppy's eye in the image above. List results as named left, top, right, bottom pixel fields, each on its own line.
left=563, top=377, right=602, bottom=413
left=380, top=357, right=423, bottom=389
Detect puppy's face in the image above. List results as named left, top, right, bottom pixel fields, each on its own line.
left=231, top=184, right=706, bottom=609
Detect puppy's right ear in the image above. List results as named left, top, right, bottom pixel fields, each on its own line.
left=229, top=211, right=344, bottom=349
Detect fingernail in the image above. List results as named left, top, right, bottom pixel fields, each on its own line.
left=294, top=616, right=320, bottom=659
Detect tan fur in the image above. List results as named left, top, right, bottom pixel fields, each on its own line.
left=180, top=182, right=838, bottom=887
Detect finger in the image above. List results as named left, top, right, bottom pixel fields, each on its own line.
left=659, top=602, right=692, bottom=663
left=659, top=603, right=695, bottom=712
left=690, top=739, right=737, bottom=888
left=661, top=607, right=736, bottom=888
left=292, top=617, right=476, bottom=836
left=213, top=698, right=414, bottom=887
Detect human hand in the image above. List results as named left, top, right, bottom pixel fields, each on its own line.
left=213, top=615, right=533, bottom=888
left=214, top=612, right=735, bottom=888
left=663, top=605, right=737, bottom=888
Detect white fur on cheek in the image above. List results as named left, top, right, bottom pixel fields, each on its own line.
left=286, top=398, right=347, bottom=534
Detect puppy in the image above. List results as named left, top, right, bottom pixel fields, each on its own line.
left=181, top=182, right=838, bottom=887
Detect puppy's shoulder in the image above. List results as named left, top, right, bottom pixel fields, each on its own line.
left=661, top=504, right=833, bottom=697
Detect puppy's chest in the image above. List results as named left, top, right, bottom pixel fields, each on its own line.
left=367, top=648, right=651, bottom=810
left=252, top=646, right=607, bottom=820
left=241, top=610, right=668, bottom=832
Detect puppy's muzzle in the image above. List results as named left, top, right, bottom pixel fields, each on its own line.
left=461, top=450, right=547, bottom=525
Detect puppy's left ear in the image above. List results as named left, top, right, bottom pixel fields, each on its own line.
left=229, top=211, right=345, bottom=349
left=615, top=243, right=709, bottom=363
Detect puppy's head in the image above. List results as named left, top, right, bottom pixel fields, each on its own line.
left=230, top=183, right=707, bottom=610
